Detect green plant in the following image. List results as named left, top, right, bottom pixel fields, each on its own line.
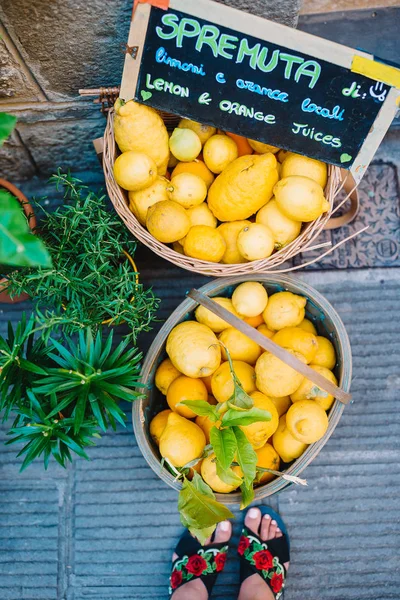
left=0, top=112, right=51, bottom=268
left=0, top=316, right=144, bottom=470
left=6, top=170, right=159, bottom=340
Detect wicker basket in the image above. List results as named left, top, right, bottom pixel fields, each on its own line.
left=103, top=110, right=344, bottom=277
left=133, top=274, right=352, bottom=503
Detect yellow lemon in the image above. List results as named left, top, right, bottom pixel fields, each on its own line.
left=291, top=365, right=337, bottom=411
left=150, top=409, right=172, bottom=445
left=155, top=358, right=181, bottom=395
left=237, top=223, right=275, bottom=261
left=171, top=160, right=215, bottom=188
left=201, top=375, right=213, bottom=393
left=255, top=350, right=306, bottom=397
left=274, top=176, right=330, bottom=222
left=167, top=375, right=208, bottom=418
left=208, top=154, right=279, bottom=221
left=277, top=150, right=294, bottom=163
left=195, top=297, right=239, bottom=333
left=183, top=225, right=226, bottom=262
left=272, top=327, right=319, bottom=364
left=211, top=360, right=256, bottom=403
left=313, top=336, right=337, bottom=369
left=298, top=318, right=317, bottom=335
left=167, top=173, right=207, bottom=209
left=247, top=139, right=279, bottom=154
left=172, top=241, right=184, bottom=254
left=256, top=443, right=281, bottom=483
left=146, top=200, right=190, bottom=243
left=269, top=395, right=292, bottom=417
left=286, top=400, right=329, bottom=444
left=244, top=314, right=264, bottom=328
left=113, top=99, right=169, bottom=175
left=186, top=203, right=217, bottom=232
left=113, top=151, right=157, bottom=191
left=240, top=391, right=279, bottom=449
left=159, top=412, right=206, bottom=468
left=232, top=282, right=269, bottom=318
left=166, top=321, right=221, bottom=378
left=169, top=128, right=202, bottom=161
left=272, top=415, right=308, bottom=463
left=257, top=324, right=275, bottom=339
left=263, top=291, right=306, bottom=330
left=219, top=327, right=262, bottom=364
left=203, top=134, right=239, bottom=174
left=195, top=416, right=221, bottom=444
left=256, top=199, right=302, bottom=249
left=128, top=176, right=170, bottom=225
left=217, top=221, right=251, bottom=264
left=281, top=153, right=328, bottom=189
left=178, top=118, right=216, bottom=145
left=201, top=453, right=243, bottom=493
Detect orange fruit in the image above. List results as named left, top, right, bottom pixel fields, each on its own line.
left=171, top=159, right=215, bottom=189
left=225, top=131, right=253, bottom=156
left=166, top=375, right=208, bottom=418
left=256, top=443, right=281, bottom=483
left=244, top=314, right=264, bottom=328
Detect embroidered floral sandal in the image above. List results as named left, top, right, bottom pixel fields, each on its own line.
left=169, top=523, right=231, bottom=597
left=238, top=507, right=290, bottom=600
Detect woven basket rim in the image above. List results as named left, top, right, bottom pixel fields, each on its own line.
left=103, top=109, right=344, bottom=277
left=133, top=274, right=352, bottom=503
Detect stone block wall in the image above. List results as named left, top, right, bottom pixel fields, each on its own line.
left=0, top=0, right=300, bottom=181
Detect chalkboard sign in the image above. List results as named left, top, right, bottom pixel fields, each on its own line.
left=120, top=0, right=400, bottom=182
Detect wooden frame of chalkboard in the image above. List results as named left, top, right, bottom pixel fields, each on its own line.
left=120, top=0, right=400, bottom=183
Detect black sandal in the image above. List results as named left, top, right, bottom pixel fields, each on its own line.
left=238, top=506, right=290, bottom=599
left=169, top=529, right=229, bottom=597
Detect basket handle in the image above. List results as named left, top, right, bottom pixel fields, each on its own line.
left=324, top=169, right=360, bottom=230
left=188, top=289, right=352, bottom=405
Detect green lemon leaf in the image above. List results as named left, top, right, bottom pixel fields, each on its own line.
left=179, top=400, right=219, bottom=420
left=240, top=482, right=255, bottom=510
left=221, top=407, right=271, bottom=427
left=216, top=461, right=243, bottom=487
left=210, top=426, right=237, bottom=471
left=232, top=427, right=257, bottom=488
left=222, top=343, right=254, bottom=411
left=188, top=524, right=216, bottom=545
left=178, top=473, right=234, bottom=530
left=0, top=191, right=52, bottom=268
left=0, top=112, right=17, bottom=145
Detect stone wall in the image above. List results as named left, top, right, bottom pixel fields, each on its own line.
left=0, top=0, right=300, bottom=181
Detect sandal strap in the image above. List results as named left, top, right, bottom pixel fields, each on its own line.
left=238, top=526, right=289, bottom=599
left=169, top=530, right=229, bottom=596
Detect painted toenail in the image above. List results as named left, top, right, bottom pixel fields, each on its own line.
left=272, top=520, right=277, bottom=525
left=219, top=521, right=230, bottom=531
left=248, top=508, right=259, bottom=518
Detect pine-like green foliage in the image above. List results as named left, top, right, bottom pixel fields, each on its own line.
left=6, top=171, right=159, bottom=341
left=0, top=316, right=144, bottom=470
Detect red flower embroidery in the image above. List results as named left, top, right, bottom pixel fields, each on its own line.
left=186, top=554, right=208, bottom=576
left=215, top=552, right=227, bottom=572
left=170, top=569, right=182, bottom=589
left=270, top=572, right=283, bottom=593
left=253, top=549, right=274, bottom=570
left=238, top=535, right=250, bottom=555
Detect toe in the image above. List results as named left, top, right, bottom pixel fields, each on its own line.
left=267, top=519, right=278, bottom=540
left=213, top=520, right=232, bottom=544
left=172, top=552, right=178, bottom=562
left=244, top=507, right=262, bottom=536
left=260, top=514, right=271, bottom=541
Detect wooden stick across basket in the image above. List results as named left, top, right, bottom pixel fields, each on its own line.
left=103, top=109, right=354, bottom=277
left=133, top=274, right=352, bottom=502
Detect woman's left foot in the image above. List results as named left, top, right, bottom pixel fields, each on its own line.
left=170, top=520, right=232, bottom=599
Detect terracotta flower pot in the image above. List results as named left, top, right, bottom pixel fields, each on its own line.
left=0, top=178, right=36, bottom=304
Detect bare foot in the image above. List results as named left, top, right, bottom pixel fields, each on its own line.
left=238, top=507, right=290, bottom=600
left=170, top=521, right=232, bottom=600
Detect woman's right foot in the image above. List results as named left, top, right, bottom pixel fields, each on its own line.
left=238, top=507, right=290, bottom=600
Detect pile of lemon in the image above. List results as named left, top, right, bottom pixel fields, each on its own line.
left=149, top=282, right=338, bottom=494
left=113, top=100, right=329, bottom=264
